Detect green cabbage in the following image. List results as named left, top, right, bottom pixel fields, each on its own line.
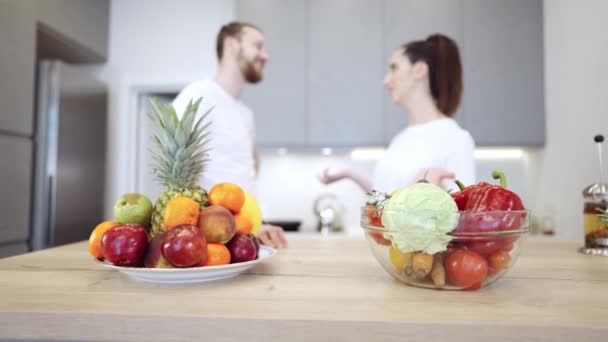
left=381, top=183, right=459, bottom=254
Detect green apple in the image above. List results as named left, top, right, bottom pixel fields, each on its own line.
left=113, top=193, right=153, bottom=228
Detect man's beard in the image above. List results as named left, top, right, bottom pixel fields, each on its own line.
left=238, top=52, right=263, bottom=84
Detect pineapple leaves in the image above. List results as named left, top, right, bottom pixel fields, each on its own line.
left=190, top=106, right=214, bottom=145
left=147, top=96, right=211, bottom=191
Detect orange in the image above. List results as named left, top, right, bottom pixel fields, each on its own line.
left=234, top=213, right=253, bottom=235
left=88, top=221, right=121, bottom=259
left=163, top=196, right=200, bottom=230
left=202, top=243, right=231, bottom=266
left=208, top=182, right=245, bottom=214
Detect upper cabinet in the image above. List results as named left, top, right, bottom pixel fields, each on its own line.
left=237, top=0, right=309, bottom=147
left=236, top=0, right=545, bottom=148
left=0, top=0, right=110, bottom=137
left=461, top=0, right=545, bottom=146
left=0, top=1, right=36, bottom=136
left=308, top=0, right=384, bottom=147
left=36, top=0, right=110, bottom=62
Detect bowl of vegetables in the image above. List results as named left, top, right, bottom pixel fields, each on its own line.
left=361, top=171, right=529, bottom=290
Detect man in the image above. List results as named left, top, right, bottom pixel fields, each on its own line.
left=173, top=22, right=287, bottom=248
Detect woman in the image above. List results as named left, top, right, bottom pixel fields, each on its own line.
left=320, top=34, right=475, bottom=193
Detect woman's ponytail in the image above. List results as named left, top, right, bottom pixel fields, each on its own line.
left=403, top=34, right=462, bottom=116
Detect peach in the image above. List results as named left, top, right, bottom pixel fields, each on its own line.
left=198, top=205, right=236, bottom=244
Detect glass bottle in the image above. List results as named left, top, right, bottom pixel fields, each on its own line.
left=581, top=183, right=608, bottom=253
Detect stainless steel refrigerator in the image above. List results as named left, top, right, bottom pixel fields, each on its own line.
left=31, top=60, right=107, bottom=250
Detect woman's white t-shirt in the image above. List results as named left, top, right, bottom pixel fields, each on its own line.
left=372, top=118, right=475, bottom=193
left=172, top=80, right=256, bottom=193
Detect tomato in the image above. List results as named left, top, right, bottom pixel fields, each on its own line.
left=488, top=250, right=511, bottom=276
left=369, top=231, right=391, bottom=246
left=463, top=235, right=518, bottom=256
left=445, top=249, right=488, bottom=288
left=364, top=205, right=390, bottom=246
left=364, top=205, right=383, bottom=227
left=502, top=240, right=515, bottom=252
left=465, top=238, right=505, bottom=256
left=444, top=242, right=459, bottom=255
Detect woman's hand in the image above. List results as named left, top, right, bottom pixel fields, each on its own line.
left=413, top=168, right=455, bottom=188
left=319, top=168, right=373, bottom=193
left=258, top=224, right=288, bottom=248
left=318, top=168, right=351, bottom=185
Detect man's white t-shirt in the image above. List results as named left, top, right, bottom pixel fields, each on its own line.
left=372, top=118, right=475, bottom=193
left=172, top=80, right=256, bottom=193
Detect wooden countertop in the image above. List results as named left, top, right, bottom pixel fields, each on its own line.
left=1, top=235, right=608, bottom=341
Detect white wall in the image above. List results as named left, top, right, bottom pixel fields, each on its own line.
left=90, top=0, right=235, bottom=218
left=530, top=0, right=608, bottom=240
left=256, top=152, right=374, bottom=235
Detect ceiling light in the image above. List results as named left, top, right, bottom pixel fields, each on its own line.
left=321, top=147, right=333, bottom=156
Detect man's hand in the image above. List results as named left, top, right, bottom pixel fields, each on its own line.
left=257, top=224, right=288, bottom=248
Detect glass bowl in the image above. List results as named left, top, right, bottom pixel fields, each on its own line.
left=361, top=207, right=529, bottom=290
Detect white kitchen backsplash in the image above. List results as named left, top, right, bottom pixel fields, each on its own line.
left=254, top=149, right=529, bottom=235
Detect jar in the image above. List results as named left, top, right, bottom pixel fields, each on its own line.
left=581, top=183, right=608, bottom=255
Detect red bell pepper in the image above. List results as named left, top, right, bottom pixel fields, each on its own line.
left=450, top=180, right=491, bottom=211
left=464, top=171, right=524, bottom=212
left=457, top=171, right=526, bottom=233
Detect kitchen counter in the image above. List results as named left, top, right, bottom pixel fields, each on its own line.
left=1, top=235, right=608, bottom=341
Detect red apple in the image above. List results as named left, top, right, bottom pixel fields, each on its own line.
left=248, top=233, right=260, bottom=259
left=161, top=224, right=207, bottom=268
left=101, top=224, right=148, bottom=267
left=227, top=234, right=257, bottom=263
left=144, top=233, right=172, bottom=268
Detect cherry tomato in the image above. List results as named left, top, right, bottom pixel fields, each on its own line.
left=488, top=250, right=511, bottom=276
left=445, top=249, right=488, bottom=288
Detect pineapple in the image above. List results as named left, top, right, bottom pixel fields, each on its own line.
left=148, top=97, right=213, bottom=238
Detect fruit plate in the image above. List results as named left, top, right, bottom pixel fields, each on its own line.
left=94, top=246, right=277, bottom=284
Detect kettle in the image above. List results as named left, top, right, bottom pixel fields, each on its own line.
left=313, top=193, right=344, bottom=235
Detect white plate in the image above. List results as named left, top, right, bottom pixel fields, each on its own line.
left=95, top=246, right=277, bottom=284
